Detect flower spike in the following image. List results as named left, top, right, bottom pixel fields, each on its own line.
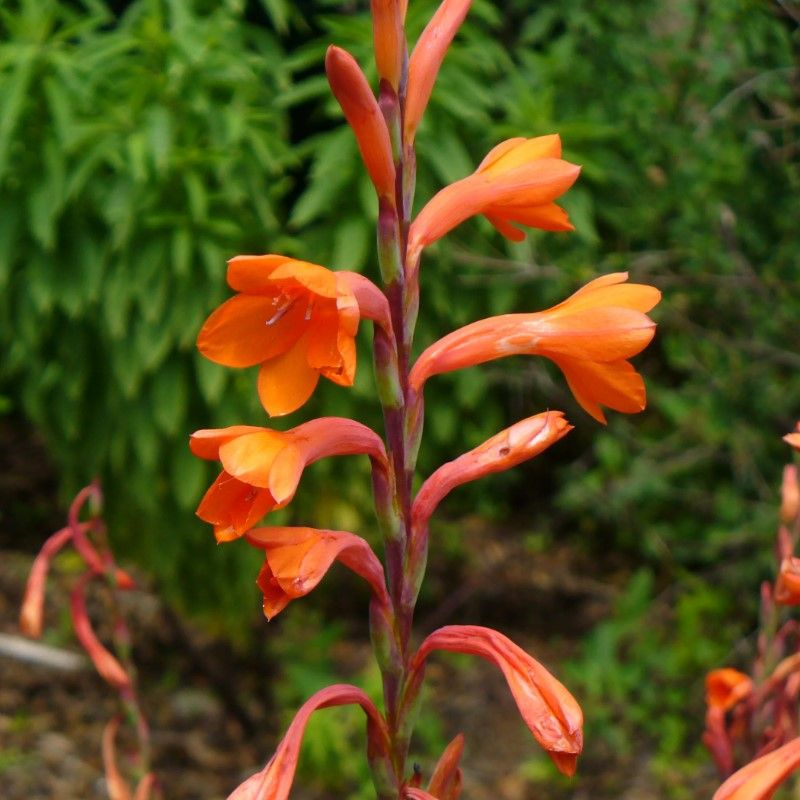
left=405, top=0, right=472, bottom=144
left=410, top=272, right=661, bottom=423
left=245, top=526, right=389, bottom=619
left=408, top=135, right=580, bottom=258
left=190, top=418, right=387, bottom=541
left=325, top=46, right=397, bottom=202
left=410, top=625, right=583, bottom=776
left=227, top=684, right=390, bottom=800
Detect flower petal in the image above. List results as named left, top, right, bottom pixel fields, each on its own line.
left=218, top=431, right=294, bottom=488
left=227, top=255, right=293, bottom=293
left=257, top=333, right=321, bottom=416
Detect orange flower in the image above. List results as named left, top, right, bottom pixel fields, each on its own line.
left=427, top=733, right=464, bottom=800
left=326, top=46, right=396, bottom=201
left=228, top=684, right=389, bottom=800
left=245, top=527, right=389, bottom=619
left=198, top=255, right=364, bottom=416
left=190, top=419, right=386, bottom=542
left=706, top=668, right=753, bottom=712
left=411, top=625, right=583, bottom=776
left=776, top=557, right=800, bottom=605
left=408, top=135, right=580, bottom=256
left=781, top=465, right=799, bottom=524
left=413, top=411, right=572, bottom=528
left=713, top=736, right=800, bottom=800
left=404, top=0, right=472, bottom=144
left=371, top=0, right=405, bottom=90
left=410, top=273, right=660, bottom=423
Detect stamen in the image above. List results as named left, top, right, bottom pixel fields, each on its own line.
left=305, top=297, right=315, bottom=321
left=266, top=298, right=296, bottom=326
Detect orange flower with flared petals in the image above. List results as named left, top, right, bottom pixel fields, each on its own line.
left=713, top=736, right=800, bottom=800
left=245, top=526, right=388, bottom=620
left=705, top=668, right=753, bottom=712
left=410, top=273, right=660, bottom=423
left=197, top=255, right=359, bottom=417
left=190, top=419, right=386, bottom=542
left=411, top=625, right=583, bottom=776
left=408, top=135, right=580, bottom=257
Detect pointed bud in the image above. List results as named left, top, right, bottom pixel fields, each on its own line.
left=411, top=625, right=582, bottom=776
left=325, top=46, right=396, bottom=201
left=371, top=0, right=405, bottom=90
left=405, top=0, right=472, bottom=143
left=713, top=736, right=800, bottom=800
left=776, top=557, right=800, bottom=605
left=427, top=733, right=464, bottom=799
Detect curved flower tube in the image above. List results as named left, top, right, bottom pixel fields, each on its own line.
left=706, top=669, right=754, bottom=712
left=190, top=418, right=388, bottom=541
left=404, top=0, right=472, bottom=144
left=409, top=625, right=583, bottom=776
left=407, top=135, right=580, bottom=259
left=245, top=526, right=389, bottom=619
left=426, top=733, right=464, bottom=800
left=413, top=411, right=572, bottom=529
left=712, top=736, right=800, bottom=800
left=198, top=256, right=390, bottom=416
left=227, top=684, right=391, bottom=800
left=326, top=46, right=396, bottom=202
left=410, top=272, right=660, bottom=423
left=784, top=423, right=800, bottom=451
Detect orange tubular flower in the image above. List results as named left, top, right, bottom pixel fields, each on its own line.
left=198, top=255, right=392, bottom=416
left=245, top=527, right=389, bottom=619
left=781, top=465, right=799, bottom=524
left=190, top=418, right=387, bottom=542
left=706, top=668, right=754, bottom=712
left=404, top=0, right=472, bottom=144
left=411, top=625, right=583, bottom=776
left=371, top=0, right=405, bottom=90
left=227, top=684, right=390, bottom=800
left=413, top=411, right=572, bottom=528
left=410, top=272, right=661, bottom=424
left=325, top=46, right=396, bottom=201
left=407, top=135, right=580, bottom=257
left=712, top=736, right=800, bottom=800
left=776, top=557, right=800, bottom=605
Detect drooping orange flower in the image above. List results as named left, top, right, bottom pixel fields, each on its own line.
left=404, top=0, right=472, bottom=144
left=190, top=419, right=387, bottom=542
left=413, top=411, right=572, bottom=528
left=776, top=557, right=800, bottom=605
left=245, top=526, right=389, bottom=619
left=712, top=736, right=800, bottom=800
left=197, top=255, right=361, bottom=417
left=411, top=625, right=583, bottom=776
left=326, top=46, right=396, bottom=201
left=227, top=684, right=389, bottom=800
left=706, top=668, right=754, bottom=712
left=410, top=273, right=660, bottom=423
left=408, top=135, right=580, bottom=257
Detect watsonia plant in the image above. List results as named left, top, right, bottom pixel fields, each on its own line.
left=188, top=1, right=661, bottom=797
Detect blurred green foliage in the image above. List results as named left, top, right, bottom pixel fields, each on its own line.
left=1, top=0, right=799, bottom=794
